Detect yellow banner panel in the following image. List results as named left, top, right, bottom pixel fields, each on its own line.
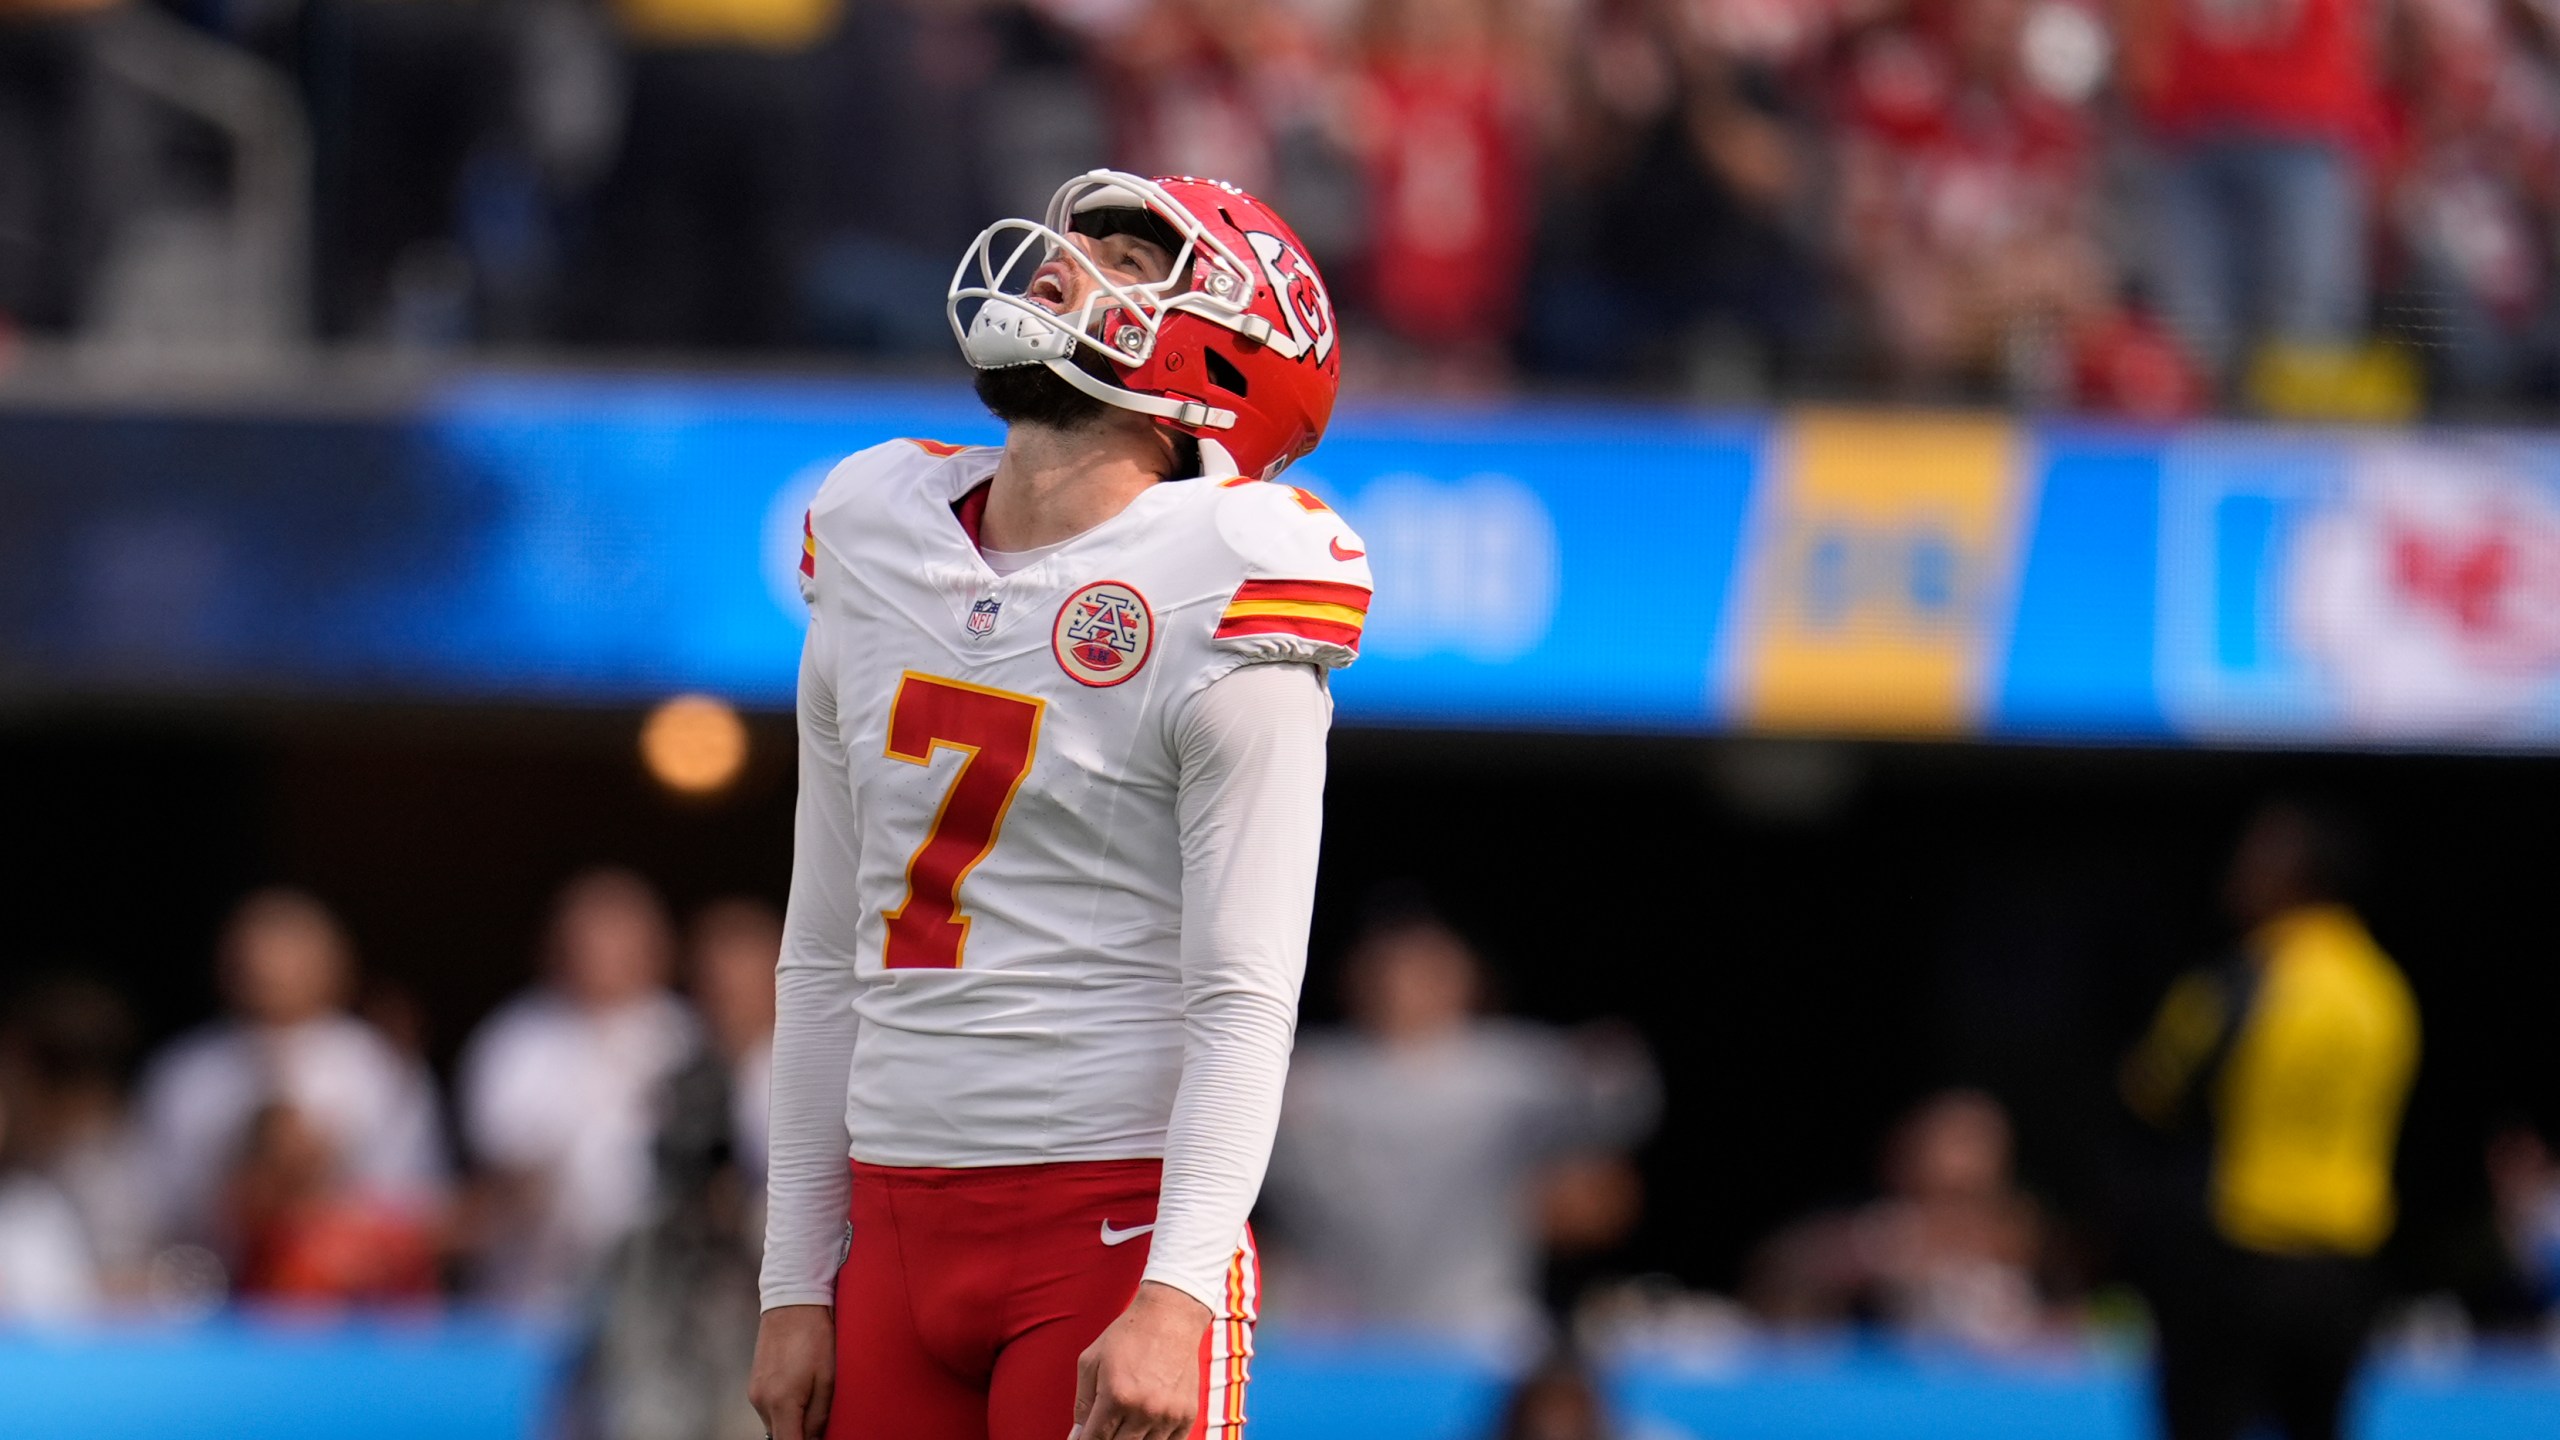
left=1732, top=411, right=2031, bottom=736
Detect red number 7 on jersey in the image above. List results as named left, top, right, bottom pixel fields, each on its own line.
left=881, top=672, right=1045, bottom=969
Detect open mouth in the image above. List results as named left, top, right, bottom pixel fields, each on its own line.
left=1025, top=268, right=1070, bottom=311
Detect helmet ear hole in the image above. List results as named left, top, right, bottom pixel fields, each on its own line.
left=1203, top=348, right=1250, bottom=396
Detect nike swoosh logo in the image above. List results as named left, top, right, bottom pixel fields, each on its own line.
left=1329, top=537, right=1365, bottom=561
left=1099, top=1220, right=1156, bottom=1247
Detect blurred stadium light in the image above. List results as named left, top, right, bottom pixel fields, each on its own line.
left=639, top=694, right=750, bottom=797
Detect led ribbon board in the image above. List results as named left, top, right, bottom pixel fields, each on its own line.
left=4, top=378, right=2556, bottom=748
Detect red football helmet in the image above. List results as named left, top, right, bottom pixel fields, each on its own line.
left=949, top=170, right=1341, bottom=481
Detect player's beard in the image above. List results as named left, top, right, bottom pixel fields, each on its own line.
left=973, top=349, right=1114, bottom=432
left=973, top=349, right=1200, bottom=478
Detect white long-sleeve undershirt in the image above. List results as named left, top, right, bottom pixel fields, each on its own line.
left=758, top=655, right=1330, bottom=1314
left=759, top=629, right=862, bottom=1311
left=1146, top=659, right=1329, bottom=1306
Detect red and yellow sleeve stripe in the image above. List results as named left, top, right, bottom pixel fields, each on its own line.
left=1214, top=578, right=1370, bottom=651
left=799, top=509, right=817, bottom=579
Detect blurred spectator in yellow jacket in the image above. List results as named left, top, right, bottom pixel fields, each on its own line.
left=2122, top=800, right=2419, bottom=1440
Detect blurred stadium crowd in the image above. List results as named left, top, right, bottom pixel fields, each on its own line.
left=5, top=807, right=2560, bottom=1440
left=0, top=870, right=1665, bottom=1321
left=0, top=868, right=1673, bottom=1435
left=5, top=0, right=2560, bottom=416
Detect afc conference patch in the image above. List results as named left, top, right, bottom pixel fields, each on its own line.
left=1053, top=580, right=1154, bottom=687
left=966, top=595, right=1002, bottom=639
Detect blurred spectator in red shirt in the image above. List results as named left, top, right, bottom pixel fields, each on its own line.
left=459, top=868, right=697, bottom=1311
left=1746, top=1088, right=2070, bottom=1349
left=1106, top=0, right=1299, bottom=198
left=135, top=890, right=448, bottom=1257
left=1338, top=0, right=1542, bottom=380
left=1843, top=0, right=2099, bottom=386
left=1832, top=0, right=2128, bottom=401
left=2121, top=0, right=2384, bottom=384
left=2066, top=304, right=2212, bottom=418
left=226, top=1102, right=441, bottom=1308
left=2380, top=0, right=2560, bottom=405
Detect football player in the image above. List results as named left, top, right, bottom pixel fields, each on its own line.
left=747, top=171, right=1369, bottom=1440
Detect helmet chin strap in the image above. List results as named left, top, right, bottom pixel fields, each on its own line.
left=1038, top=355, right=1237, bottom=433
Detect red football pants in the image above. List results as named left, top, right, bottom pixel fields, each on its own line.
left=827, top=1158, right=1260, bottom=1440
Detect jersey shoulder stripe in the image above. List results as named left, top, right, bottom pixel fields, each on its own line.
left=1216, top=578, right=1370, bottom=651
left=1203, top=475, right=1371, bottom=669
left=1224, top=577, right=1371, bottom=610
left=901, top=437, right=972, bottom=457
left=797, top=507, right=819, bottom=605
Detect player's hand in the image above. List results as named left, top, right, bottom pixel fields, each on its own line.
left=1072, top=1281, right=1212, bottom=1440
left=749, top=1304, right=836, bottom=1440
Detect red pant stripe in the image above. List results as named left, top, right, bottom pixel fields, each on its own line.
left=1198, top=1226, right=1258, bottom=1438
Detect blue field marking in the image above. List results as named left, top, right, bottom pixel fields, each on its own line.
left=1249, top=1332, right=1517, bottom=1440
left=0, top=1312, right=566, bottom=1440
left=3, top=1320, right=2557, bottom=1440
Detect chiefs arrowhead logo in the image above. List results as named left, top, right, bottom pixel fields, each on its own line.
left=1245, top=232, right=1335, bottom=366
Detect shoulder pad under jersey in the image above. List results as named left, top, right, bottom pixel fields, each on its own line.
left=1206, top=477, right=1372, bottom=670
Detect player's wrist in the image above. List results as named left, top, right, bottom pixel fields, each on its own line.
left=1128, top=1279, right=1214, bottom=1336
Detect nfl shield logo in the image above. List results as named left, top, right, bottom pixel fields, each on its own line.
left=967, top=595, right=1002, bottom=638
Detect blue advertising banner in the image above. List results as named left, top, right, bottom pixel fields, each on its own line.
left=5, top=376, right=2557, bottom=748
left=419, top=379, right=1768, bottom=729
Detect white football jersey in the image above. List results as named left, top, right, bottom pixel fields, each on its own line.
left=797, top=437, right=1371, bottom=1167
